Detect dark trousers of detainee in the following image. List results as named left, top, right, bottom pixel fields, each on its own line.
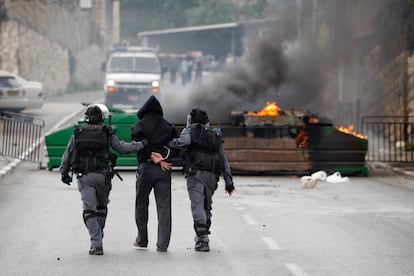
left=187, top=170, right=218, bottom=243
left=77, top=172, right=111, bottom=249
left=135, top=162, right=172, bottom=250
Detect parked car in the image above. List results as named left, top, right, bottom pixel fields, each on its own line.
left=0, top=71, right=45, bottom=112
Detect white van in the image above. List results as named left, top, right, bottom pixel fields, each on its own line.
left=103, top=46, right=161, bottom=108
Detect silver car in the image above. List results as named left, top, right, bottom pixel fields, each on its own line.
left=0, top=71, right=45, bottom=112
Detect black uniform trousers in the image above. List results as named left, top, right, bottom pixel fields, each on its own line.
left=135, top=162, right=172, bottom=250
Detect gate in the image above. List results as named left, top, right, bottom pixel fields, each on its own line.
left=0, top=112, right=45, bottom=163
left=361, top=116, right=414, bottom=162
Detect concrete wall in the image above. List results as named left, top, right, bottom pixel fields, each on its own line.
left=17, top=20, right=70, bottom=94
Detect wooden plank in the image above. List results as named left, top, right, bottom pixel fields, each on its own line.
left=229, top=162, right=312, bottom=172
left=223, top=137, right=297, bottom=149
left=226, top=149, right=309, bottom=162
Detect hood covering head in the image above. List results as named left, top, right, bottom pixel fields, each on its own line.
left=137, top=95, right=163, bottom=120
left=190, top=108, right=209, bottom=124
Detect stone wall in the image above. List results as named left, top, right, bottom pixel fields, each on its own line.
left=406, top=54, right=414, bottom=120
left=17, top=21, right=70, bottom=94
left=0, top=21, right=18, bottom=73
left=359, top=49, right=408, bottom=118
left=0, top=0, right=108, bottom=96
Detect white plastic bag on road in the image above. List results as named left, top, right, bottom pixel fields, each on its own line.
left=311, top=170, right=327, bottom=181
left=300, top=170, right=327, bottom=189
left=326, top=172, right=350, bottom=183
left=301, top=176, right=317, bottom=188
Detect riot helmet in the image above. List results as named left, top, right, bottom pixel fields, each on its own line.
left=84, top=104, right=109, bottom=124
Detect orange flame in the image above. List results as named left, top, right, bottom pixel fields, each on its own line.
left=337, top=125, right=367, bottom=139
left=296, top=128, right=308, bottom=148
left=247, top=102, right=281, bottom=116
left=308, top=117, right=319, bottom=124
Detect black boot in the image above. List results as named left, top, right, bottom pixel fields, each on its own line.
left=89, top=246, right=104, bottom=255
left=193, top=223, right=210, bottom=252
left=195, top=240, right=210, bottom=252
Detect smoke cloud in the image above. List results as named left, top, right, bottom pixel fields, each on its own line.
left=162, top=1, right=330, bottom=124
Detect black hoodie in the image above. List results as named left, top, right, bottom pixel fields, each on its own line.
left=131, top=96, right=178, bottom=163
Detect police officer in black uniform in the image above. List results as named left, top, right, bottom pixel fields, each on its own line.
left=60, top=104, right=146, bottom=255
left=166, top=107, right=235, bottom=252
left=131, top=95, right=178, bottom=252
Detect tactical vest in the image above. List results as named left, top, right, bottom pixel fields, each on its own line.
left=184, top=124, right=224, bottom=175
left=71, top=125, right=111, bottom=174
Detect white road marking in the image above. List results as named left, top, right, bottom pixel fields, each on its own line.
left=284, top=263, right=309, bottom=276
left=243, top=214, right=258, bottom=225
left=262, top=236, right=281, bottom=250
left=0, top=158, right=21, bottom=178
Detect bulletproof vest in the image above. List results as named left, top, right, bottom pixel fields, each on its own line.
left=184, top=124, right=224, bottom=174
left=71, top=125, right=111, bottom=174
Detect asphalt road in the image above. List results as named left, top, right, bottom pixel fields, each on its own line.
left=1, top=89, right=414, bottom=275
left=1, top=163, right=414, bottom=276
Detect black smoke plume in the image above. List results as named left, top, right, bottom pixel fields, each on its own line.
left=163, top=2, right=328, bottom=124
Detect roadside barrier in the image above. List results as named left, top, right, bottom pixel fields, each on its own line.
left=361, top=116, right=414, bottom=162
left=0, top=112, right=45, bottom=163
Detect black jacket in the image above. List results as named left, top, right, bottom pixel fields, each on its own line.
left=131, top=96, right=178, bottom=163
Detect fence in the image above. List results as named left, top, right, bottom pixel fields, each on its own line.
left=0, top=112, right=45, bottom=163
left=361, top=116, right=414, bottom=162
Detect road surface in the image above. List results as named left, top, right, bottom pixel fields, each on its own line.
left=1, top=90, right=414, bottom=275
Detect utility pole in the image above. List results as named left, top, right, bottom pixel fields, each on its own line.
left=112, top=0, right=120, bottom=45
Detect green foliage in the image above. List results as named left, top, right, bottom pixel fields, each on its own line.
left=120, top=0, right=265, bottom=42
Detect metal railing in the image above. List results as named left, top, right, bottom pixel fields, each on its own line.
left=0, top=112, right=45, bottom=163
left=361, top=116, right=414, bottom=162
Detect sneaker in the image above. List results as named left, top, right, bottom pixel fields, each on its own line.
left=89, top=247, right=104, bottom=255
left=194, top=241, right=209, bottom=252
left=156, top=247, right=167, bottom=252
left=133, top=240, right=148, bottom=249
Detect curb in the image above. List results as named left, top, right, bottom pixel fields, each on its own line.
left=369, top=161, right=414, bottom=178
left=390, top=166, right=414, bottom=178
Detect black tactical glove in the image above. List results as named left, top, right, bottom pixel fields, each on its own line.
left=225, top=182, right=235, bottom=194
left=61, top=173, right=72, bottom=185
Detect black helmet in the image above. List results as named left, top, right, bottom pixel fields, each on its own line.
left=190, top=108, right=209, bottom=124
left=84, top=104, right=109, bottom=124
